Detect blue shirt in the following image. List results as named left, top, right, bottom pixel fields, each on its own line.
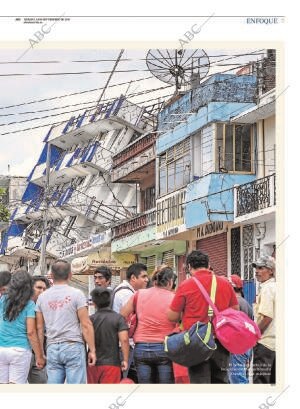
left=0, top=296, right=36, bottom=350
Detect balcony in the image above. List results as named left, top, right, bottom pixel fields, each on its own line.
left=111, top=133, right=156, bottom=182
left=234, top=174, right=276, bottom=223
left=47, top=97, right=147, bottom=150
left=13, top=202, right=69, bottom=223
left=31, top=142, right=106, bottom=187
left=14, top=181, right=133, bottom=227
left=58, top=189, right=130, bottom=226
left=112, top=208, right=156, bottom=240
left=158, top=74, right=257, bottom=134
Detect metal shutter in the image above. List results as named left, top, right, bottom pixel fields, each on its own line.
left=196, top=232, right=227, bottom=275
left=162, top=250, right=175, bottom=269
left=146, top=255, right=157, bottom=275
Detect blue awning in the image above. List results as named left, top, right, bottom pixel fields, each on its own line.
left=34, top=232, right=52, bottom=250
left=43, top=125, right=54, bottom=142
left=0, top=221, right=27, bottom=254
left=89, top=104, right=103, bottom=123
left=57, top=187, right=74, bottom=206
left=76, top=111, right=87, bottom=128
left=22, top=182, right=43, bottom=203
left=37, top=143, right=63, bottom=166
left=62, top=116, right=75, bottom=134
left=85, top=141, right=99, bottom=162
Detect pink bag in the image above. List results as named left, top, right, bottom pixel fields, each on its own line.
left=193, top=277, right=261, bottom=354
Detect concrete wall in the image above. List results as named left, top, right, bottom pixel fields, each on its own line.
left=256, top=115, right=275, bottom=179
left=157, top=102, right=256, bottom=154
left=158, top=74, right=257, bottom=133
left=185, top=173, right=256, bottom=228
left=260, top=219, right=275, bottom=255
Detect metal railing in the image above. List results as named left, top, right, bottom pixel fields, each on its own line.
left=112, top=133, right=156, bottom=168
left=112, top=208, right=156, bottom=239
left=235, top=173, right=276, bottom=218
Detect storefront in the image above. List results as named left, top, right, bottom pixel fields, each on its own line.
left=196, top=231, right=228, bottom=275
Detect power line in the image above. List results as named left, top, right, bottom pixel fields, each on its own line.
left=0, top=49, right=266, bottom=112
left=0, top=84, right=172, bottom=119
left=0, top=75, right=156, bottom=111
left=0, top=85, right=173, bottom=127
left=0, top=51, right=265, bottom=65
left=0, top=55, right=267, bottom=131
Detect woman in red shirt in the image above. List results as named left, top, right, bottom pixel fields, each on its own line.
left=121, top=267, right=176, bottom=384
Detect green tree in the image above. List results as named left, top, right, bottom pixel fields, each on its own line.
left=0, top=188, right=10, bottom=222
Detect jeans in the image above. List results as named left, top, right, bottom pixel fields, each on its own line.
left=46, top=342, right=86, bottom=384
left=229, top=349, right=252, bottom=384
left=134, top=343, right=174, bottom=384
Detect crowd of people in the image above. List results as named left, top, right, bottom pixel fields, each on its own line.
left=0, top=250, right=276, bottom=385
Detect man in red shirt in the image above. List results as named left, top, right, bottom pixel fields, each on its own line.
left=167, top=250, right=239, bottom=384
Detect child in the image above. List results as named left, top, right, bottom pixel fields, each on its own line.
left=87, top=287, right=129, bottom=384
left=0, top=271, right=11, bottom=298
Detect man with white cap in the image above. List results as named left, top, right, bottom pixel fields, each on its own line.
left=252, top=254, right=276, bottom=384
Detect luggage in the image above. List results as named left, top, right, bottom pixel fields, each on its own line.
left=193, top=276, right=261, bottom=354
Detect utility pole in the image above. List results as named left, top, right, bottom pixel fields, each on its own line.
left=36, top=142, right=51, bottom=276
left=96, top=49, right=125, bottom=105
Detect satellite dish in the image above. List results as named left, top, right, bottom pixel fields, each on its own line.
left=146, top=49, right=210, bottom=92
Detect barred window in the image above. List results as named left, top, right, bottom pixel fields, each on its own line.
left=159, top=138, right=191, bottom=197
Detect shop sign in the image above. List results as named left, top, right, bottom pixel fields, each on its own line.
left=156, top=189, right=186, bottom=239
left=195, top=221, right=228, bottom=240
left=87, top=248, right=136, bottom=270
left=61, top=230, right=111, bottom=258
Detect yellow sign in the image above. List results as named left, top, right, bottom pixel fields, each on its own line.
left=87, top=248, right=136, bottom=269
left=156, top=189, right=186, bottom=236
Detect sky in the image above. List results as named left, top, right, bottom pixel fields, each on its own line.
left=0, top=47, right=263, bottom=177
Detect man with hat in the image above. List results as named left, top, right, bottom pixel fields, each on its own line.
left=252, top=255, right=276, bottom=384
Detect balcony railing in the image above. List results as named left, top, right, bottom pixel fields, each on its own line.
left=112, top=133, right=156, bottom=168
left=112, top=208, right=156, bottom=239
left=58, top=189, right=130, bottom=225
left=234, top=174, right=276, bottom=219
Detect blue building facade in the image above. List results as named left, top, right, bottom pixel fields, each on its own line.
left=155, top=73, right=258, bottom=300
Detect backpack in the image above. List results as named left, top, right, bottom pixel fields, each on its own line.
left=192, top=276, right=261, bottom=354
left=111, top=285, right=136, bottom=338
left=163, top=281, right=217, bottom=367
left=110, top=285, right=134, bottom=309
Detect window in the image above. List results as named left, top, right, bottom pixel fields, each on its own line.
left=231, top=227, right=241, bottom=276
left=242, top=225, right=255, bottom=280
left=216, top=124, right=253, bottom=173
left=142, top=186, right=155, bottom=212
left=159, top=138, right=191, bottom=196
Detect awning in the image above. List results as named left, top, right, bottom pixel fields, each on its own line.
left=231, top=100, right=275, bottom=123
left=87, top=249, right=136, bottom=269
left=71, top=249, right=136, bottom=275
left=9, top=247, right=40, bottom=260
left=71, top=256, right=89, bottom=274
